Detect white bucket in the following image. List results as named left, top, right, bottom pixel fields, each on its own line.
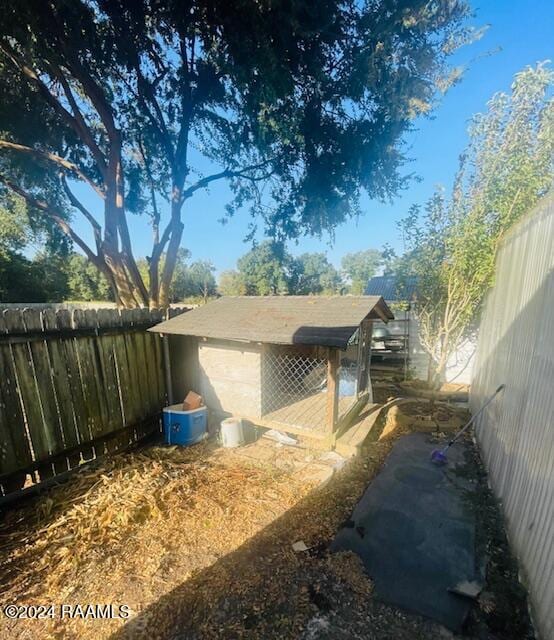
left=220, top=417, right=245, bottom=448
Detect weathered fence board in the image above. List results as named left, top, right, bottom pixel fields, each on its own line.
left=0, top=313, right=32, bottom=490
left=0, top=306, right=188, bottom=497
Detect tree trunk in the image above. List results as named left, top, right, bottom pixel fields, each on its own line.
left=101, top=152, right=150, bottom=308
left=426, top=357, right=444, bottom=391
left=103, top=250, right=141, bottom=308
left=159, top=194, right=185, bottom=308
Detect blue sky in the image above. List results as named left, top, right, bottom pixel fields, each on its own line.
left=72, top=0, right=554, bottom=276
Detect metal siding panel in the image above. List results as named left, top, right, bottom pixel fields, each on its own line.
left=471, top=196, right=554, bottom=640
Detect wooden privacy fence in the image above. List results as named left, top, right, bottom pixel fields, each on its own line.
left=0, top=307, right=185, bottom=498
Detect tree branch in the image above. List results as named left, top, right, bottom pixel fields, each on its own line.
left=0, top=43, right=108, bottom=178
left=60, top=174, right=102, bottom=253
left=59, top=57, right=118, bottom=144
left=0, top=140, right=104, bottom=197
left=137, top=137, right=161, bottom=244
left=181, top=159, right=274, bottom=201
left=50, top=65, right=108, bottom=178
left=135, top=68, right=175, bottom=164
left=0, top=173, right=99, bottom=265
left=151, top=217, right=175, bottom=264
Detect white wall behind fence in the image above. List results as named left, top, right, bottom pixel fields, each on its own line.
left=407, top=313, right=475, bottom=384
left=470, top=194, right=554, bottom=640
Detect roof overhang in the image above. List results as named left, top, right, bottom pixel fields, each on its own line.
left=150, top=296, right=393, bottom=350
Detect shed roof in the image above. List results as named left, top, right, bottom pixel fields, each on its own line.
left=150, top=296, right=393, bottom=349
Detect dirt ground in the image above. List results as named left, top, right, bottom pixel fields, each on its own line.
left=0, top=395, right=534, bottom=640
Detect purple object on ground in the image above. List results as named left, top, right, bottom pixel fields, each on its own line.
left=430, top=449, right=448, bottom=465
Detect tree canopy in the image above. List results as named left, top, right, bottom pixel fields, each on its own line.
left=236, top=241, right=291, bottom=296
left=394, top=63, right=554, bottom=386
left=218, top=270, right=247, bottom=297
left=341, top=249, right=382, bottom=294
left=290, top=253, right=341, bottom=295
left=0, top=0, right=472, bottom=307
left=218, top=242, right=384, bottom=296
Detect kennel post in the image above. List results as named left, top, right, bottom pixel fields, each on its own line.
left=326, top=347, right=340, bottom=434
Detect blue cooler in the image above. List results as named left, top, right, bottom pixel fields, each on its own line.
left=162, top=403, right=208, bottom=446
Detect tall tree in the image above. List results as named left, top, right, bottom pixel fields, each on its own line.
left=0, top=192, right=72, bottom=301
left=218, top=270, right=247, bottom=296
left=396, top=63, right=554, bottom=386
left=237, top=241, right=291, bottom=295
left=341, top=249, right=382, bottom=294
left=170, top=258, right=216, bottom=302
left=290, top=252, right=341, bottom=294
left=0, top=0, right=472, bottom=308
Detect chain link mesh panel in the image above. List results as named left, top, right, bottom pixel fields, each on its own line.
left=261, top=349, right=359, bottom=431
left=261, top=350, right=328, bottom=429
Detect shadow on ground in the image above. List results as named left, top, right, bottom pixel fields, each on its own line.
left=109, top=430, right=449, bottom=640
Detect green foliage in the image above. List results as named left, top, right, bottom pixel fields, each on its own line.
left=396, top=63, right=554, bottom=386
left=66, top=253, right=113, bottom=301
left=0, top=252, right=40, bottom=302
left=236, top=241, right=291, bottom=295
left=290, top=252, right=341, bottom=295
left=0, top=251, right=68, bottom=302
left=220, top=244, right=382, bottom=296
left=0, top=0, right=473, bottom=307
left=33, top=252, right=73, bottom=301
left=174, top=260, right=217, bottom=302
left=0, top=192, right=76, bottom=302
left=0, top=193, right=30, bottom=257
left=341, top=249, right=382, bottom=294
left=218, top=270, right=247, bottom=296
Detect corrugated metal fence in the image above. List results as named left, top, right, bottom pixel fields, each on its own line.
left=470, top=195, right=554, bottom=639
left=0, top=306, right=185, bottom=500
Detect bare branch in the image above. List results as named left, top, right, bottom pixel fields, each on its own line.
left=182, top=159, right=274, bottom=201
left=151, top=217, right=175, bottom=264
left=137, top=137, right=161, bottom=244
left=59, top=56, right=118, bottom=144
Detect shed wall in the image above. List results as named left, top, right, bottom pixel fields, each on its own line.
left=198, top=340, right=262, bottom=418
left=470, top=195, right=554, bottom=640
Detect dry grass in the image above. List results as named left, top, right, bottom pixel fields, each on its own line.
left=0, top=442, right=314, bottom=639
left=0, top=396, right=490, bottom=640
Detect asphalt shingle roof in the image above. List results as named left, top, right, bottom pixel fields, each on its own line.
left=150, top=296, right=393, bottom=349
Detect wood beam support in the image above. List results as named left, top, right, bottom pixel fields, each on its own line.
left=326, top=347, right=340, bottom=434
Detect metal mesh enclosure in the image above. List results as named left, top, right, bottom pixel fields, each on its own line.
left=262, top=350, right=327, bottom=428
left=261, top=348, right=359, bottom=433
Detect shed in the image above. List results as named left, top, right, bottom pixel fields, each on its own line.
left=150, top=296, right=393, bottom=443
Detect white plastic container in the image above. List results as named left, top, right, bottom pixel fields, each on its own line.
left=220, top=417, right=245, bottom=448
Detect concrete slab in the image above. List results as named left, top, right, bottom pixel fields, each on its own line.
left=332, top=433, right=477, bottom=632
